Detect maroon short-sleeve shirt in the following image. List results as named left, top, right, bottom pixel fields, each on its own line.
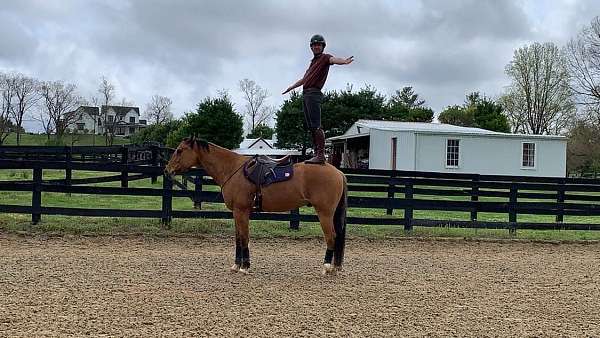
left=302, top=53, right=332, bottom=91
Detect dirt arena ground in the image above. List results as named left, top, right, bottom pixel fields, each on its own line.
left=1, top=233, right=599, bottom=337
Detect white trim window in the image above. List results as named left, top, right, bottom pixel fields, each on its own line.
left=522, top=142, right=536, bottom=168
left=446, top=139, right=460, bottom=168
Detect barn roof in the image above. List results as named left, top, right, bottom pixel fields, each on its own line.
left=328, top=119, right=566, bottom=141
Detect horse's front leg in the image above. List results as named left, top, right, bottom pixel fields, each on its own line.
left=230, top=227, right=242, bottom=272
left=232, top=209, right=251, bottom=274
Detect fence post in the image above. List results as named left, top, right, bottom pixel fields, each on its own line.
left=193, top=174, right=202, bottom=209
left=32, top=166, right=42, bottom=225
left=151, top=146, right=158, bottom=184
left=509, top=183, right=518, bottom=235
left=290, top=208, right=300, bottom=230
left=161, top=174, right=173, bottom=228
left=556, top=178, right=565, bottom=224
left=470, top=175, right=479, bottom=222
left=404, top=178, right=413, bottom=232
left=386, top=173, right=396, bottom=215
left=120, top=146, right=129, bottom=188
left=65, top=146, right=72, bottom=196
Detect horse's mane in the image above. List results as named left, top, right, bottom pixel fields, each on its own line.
left=183, top=137, right=210, bottom=152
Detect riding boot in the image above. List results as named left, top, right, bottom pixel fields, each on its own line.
left=305, top=127, right=326, bottom=165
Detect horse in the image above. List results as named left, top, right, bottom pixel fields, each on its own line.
left=164, top=137, right=347, bottom=275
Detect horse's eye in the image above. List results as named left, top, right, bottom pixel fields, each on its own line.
left=176, top=149, right=182, bottom=154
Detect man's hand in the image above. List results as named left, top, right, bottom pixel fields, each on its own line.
left=282, top=87, right=292, bottom=95
left=330, top=55, right=354, bottom=65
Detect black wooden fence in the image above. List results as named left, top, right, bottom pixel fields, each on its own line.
left=2, top=146, right=600, bottom=233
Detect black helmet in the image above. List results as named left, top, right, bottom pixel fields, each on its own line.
left=310, top=34, right=326, bottom=47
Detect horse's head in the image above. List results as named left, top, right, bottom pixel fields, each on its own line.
left=164, top=137, right=209, bottom=176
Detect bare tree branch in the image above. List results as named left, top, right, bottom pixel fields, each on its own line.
left=38, top=80, right=84, bottom=139
left=144, top=95, right=173, bottom=124
left=239, top=78, right=274, bottom=133
left=566, top=16, right=600, bottom=122
left=501, top=42, right=575, bottom=135
left=0, top=72, right=17, bottom=144
left=10, top=73, right=40, bottom=145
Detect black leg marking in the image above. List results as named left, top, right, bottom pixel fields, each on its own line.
left=235, top=241, right=242, bottom=265
left=241, top=247, right=251, bottom=269
left=324, top=249, right=334, bottom=264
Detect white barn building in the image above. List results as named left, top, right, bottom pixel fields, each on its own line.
left=233, top=137, right=301, bottom=158
left=327, top=120, right=567, bottom=177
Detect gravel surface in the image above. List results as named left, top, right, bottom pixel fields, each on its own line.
left=1, top=233, right=599, bottom=337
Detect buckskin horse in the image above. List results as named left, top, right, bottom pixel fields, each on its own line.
left=164, top=137, right=347, bottom=275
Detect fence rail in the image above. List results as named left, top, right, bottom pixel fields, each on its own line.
left=2, top=146, right=600, bottom=233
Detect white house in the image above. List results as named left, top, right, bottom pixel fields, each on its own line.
left=234, top=137, right=301, bottom=157
left=71, top=105, right=147, bottom=136
left=327, top=119, right=567, bottom=177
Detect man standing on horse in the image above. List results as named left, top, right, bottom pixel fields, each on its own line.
left=283, top=34, right=354, bottom=164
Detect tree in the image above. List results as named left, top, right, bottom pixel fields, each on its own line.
left=389, top=86, right=425, bottom=109
left=501, top=42, right=575, bottom=134
left=246, top=123, right=274, bottom=139
left=239, top=78, right=274, bottom=134
left=10, top=74, right=39, bottom=145
left=565, top=16, right=600, bottom=114
left=274, top=91, right=310, bottom=154
left=167, top=92, right=243, bottom=149
left=144, top=95, right=173, bottom=125
left=474, top=99, right=510, bottom=133
left=38, top=81, right=83, bottom=140
left=322, top=85, right=387, bottom=136
left=130, top=119, right=182, bottom=145
left=384, top=86, right=433, bottom=122
left=0, top=73, right=16, bottom=145
left=97, top=76, right=116, bottom=145
left=439, top=93, right=509, bottom=132
left=566, top=119, right=600, bottom=174
left=438, top=105, right=474, bottom=127
left=275, top=85, right=388, bottom=153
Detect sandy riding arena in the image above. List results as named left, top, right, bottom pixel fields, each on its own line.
left=1, top=234, right=599, bottom=337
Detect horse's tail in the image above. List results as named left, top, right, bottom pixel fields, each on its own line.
left=333, top=174, right=347, bottom=268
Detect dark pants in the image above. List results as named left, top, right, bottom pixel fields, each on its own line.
left=303, top=89, right=323, bottom=130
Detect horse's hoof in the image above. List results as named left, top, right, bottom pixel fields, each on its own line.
left=230, top=264, right=240, bottom=272
left=239, top=268, right=250, bottom=275
left=322, top=263, right=335, bottom=275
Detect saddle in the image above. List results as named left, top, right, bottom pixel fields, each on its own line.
left=243, top=155, right=294, bottom=212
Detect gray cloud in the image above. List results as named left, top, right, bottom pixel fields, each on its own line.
left=1, top=0, right=599, bottom=132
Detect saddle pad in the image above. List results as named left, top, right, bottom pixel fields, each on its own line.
left=244, top=161, right=294, bottom=187
left=262, top=164, right=294, bottom=186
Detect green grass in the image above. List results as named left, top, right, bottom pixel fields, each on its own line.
left=1, top=132, right=131, bottom=146
left=1, top=169, right=600, bottom=241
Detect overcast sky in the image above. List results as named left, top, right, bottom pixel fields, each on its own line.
left=1, top=0, right=599, bottom=132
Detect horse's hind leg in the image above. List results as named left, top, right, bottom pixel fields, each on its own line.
left=233, top=209, right=251, bottom=274
left=316, top=210, right=336, bottom=275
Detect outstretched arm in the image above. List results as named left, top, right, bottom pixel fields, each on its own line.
left=282, top=78, right=304, bottom=95
left=330, top=56, right=354, bottom=65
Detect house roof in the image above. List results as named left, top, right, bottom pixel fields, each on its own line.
left=238, top=138, right=274, bottom=149
left=328, top=119, right=566, bottom=141
left=234, top=137, right=299, bottom=156
left=234, top=148, right=301, bottom=156
left=76, top=106, right=100, bottom=115
left=101, top=105, right=140, bottom=116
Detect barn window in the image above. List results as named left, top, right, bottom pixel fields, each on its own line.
left=522, top=142, right=536, bottom=168
left=446, top=139, right=460, bottom=168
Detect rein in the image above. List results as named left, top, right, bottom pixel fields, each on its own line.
left=220, top=158, right=251, bottom=194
